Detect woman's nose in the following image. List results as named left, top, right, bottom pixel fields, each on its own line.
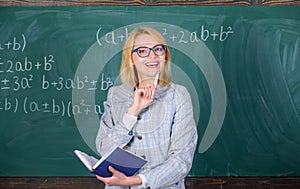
left=148, top=49, right=157, bottom=58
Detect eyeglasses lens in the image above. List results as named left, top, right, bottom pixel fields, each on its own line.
left=137, top=48, right=150, bottom=57
left=154, top=46, right=165, bottom=56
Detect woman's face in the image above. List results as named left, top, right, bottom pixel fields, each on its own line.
left=131, top=34, right=166, bottom=81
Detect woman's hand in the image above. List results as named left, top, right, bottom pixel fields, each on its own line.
left=96, top=166, right=142, bottom=186
left=128, top=84, right=156, bottom=116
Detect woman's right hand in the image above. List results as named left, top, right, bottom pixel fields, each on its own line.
left=127, top=84, right=156, bottom=116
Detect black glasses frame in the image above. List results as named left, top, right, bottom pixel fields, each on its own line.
left=132, top=44, right=167, bottom=58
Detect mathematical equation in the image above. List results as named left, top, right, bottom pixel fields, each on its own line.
left=0, top=97, right=104, bottom=117
left=0, top=54, right=54, bottom=91
left=0, top=73, right=113, bottom=91
left=0, top=33, right=116, bottom=120
left=0, top=34, right=26, bottom=52
left=96, top=25, right=234, bottom=47
left=0, top=55, right=54, bottom=73
left=41, top=73, right=113, bottom=91
left=0, top=34, right=114, bottom=92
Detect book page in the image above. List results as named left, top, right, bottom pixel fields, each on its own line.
left=74, top=150, right=99, bottom=171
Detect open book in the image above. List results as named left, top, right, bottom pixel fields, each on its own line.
left=74, top=147, right=147, bottom=177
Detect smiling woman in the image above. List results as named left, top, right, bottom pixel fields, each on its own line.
left=95, top=26, right=198, bottom=189
left=120, top=27, right=172, bottom=88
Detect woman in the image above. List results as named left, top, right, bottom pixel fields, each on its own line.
left=95, top=26, right=198, bottom=189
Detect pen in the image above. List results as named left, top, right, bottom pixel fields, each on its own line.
left=152, top=71, right=160, bottom=98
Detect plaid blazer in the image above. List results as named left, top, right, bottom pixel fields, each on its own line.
left=96, top=83, right=198, bottom=189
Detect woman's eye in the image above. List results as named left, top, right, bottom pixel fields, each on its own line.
left=155, top=47, right=163, bottom=52
left=138, top=49, right=148, bottom=54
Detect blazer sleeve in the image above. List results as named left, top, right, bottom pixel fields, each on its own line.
left=95, top=87, right=134, bottom=156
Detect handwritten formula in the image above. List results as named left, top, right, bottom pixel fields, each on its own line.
left=0, top=24, right=232, bottom=118
left=96, top=26, right=234, bottom=47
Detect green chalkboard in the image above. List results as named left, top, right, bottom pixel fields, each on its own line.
left=0, top=6, right=299, bottom=176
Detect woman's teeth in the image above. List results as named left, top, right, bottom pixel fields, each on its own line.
left=146, top=62, right=158, bottom=67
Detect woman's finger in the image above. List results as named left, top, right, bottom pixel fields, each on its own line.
left=108, top=166, right=117, bottom=174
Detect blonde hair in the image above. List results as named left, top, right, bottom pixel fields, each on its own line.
left=120, top=27, right=172, bottom=87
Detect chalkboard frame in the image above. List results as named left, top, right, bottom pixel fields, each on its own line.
left=0, top=176, right=300, bottom=189
left=0, top=0, right=299, bottom=6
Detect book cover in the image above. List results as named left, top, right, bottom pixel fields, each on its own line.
left=74, top=147, right=147, bottom=177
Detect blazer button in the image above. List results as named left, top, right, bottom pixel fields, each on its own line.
left=137, top=135, right=142, bottom=140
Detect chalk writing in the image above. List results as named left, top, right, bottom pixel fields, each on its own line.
left=96, top=27, right=129, bottom=46
left=0, top=53, right=55, bottom=91
left=163, top=26, right=234, bottom=43
left=0, top=97, right=104, bottom=117
left=1, top=75, right=33, bottom=91
left=0, top=55, right=54, bottom=73
left=0, top=34, right=26, bottom=52
left=41, top=73, right=113, bottom=91
left=96, top=25, right=234, bottom=47
left=100, top=73, right=114, bottom=90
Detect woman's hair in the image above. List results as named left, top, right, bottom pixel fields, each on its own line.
left=120, top=26, right=172, bottom=87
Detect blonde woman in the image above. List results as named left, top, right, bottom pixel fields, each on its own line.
left=96, top=27, right=198, bottom=189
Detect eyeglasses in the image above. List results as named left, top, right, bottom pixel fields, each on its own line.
left=132, top=44, right=167, bottom=58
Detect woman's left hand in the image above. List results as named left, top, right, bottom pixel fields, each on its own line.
left=95, top=166, right=142, bottom=187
